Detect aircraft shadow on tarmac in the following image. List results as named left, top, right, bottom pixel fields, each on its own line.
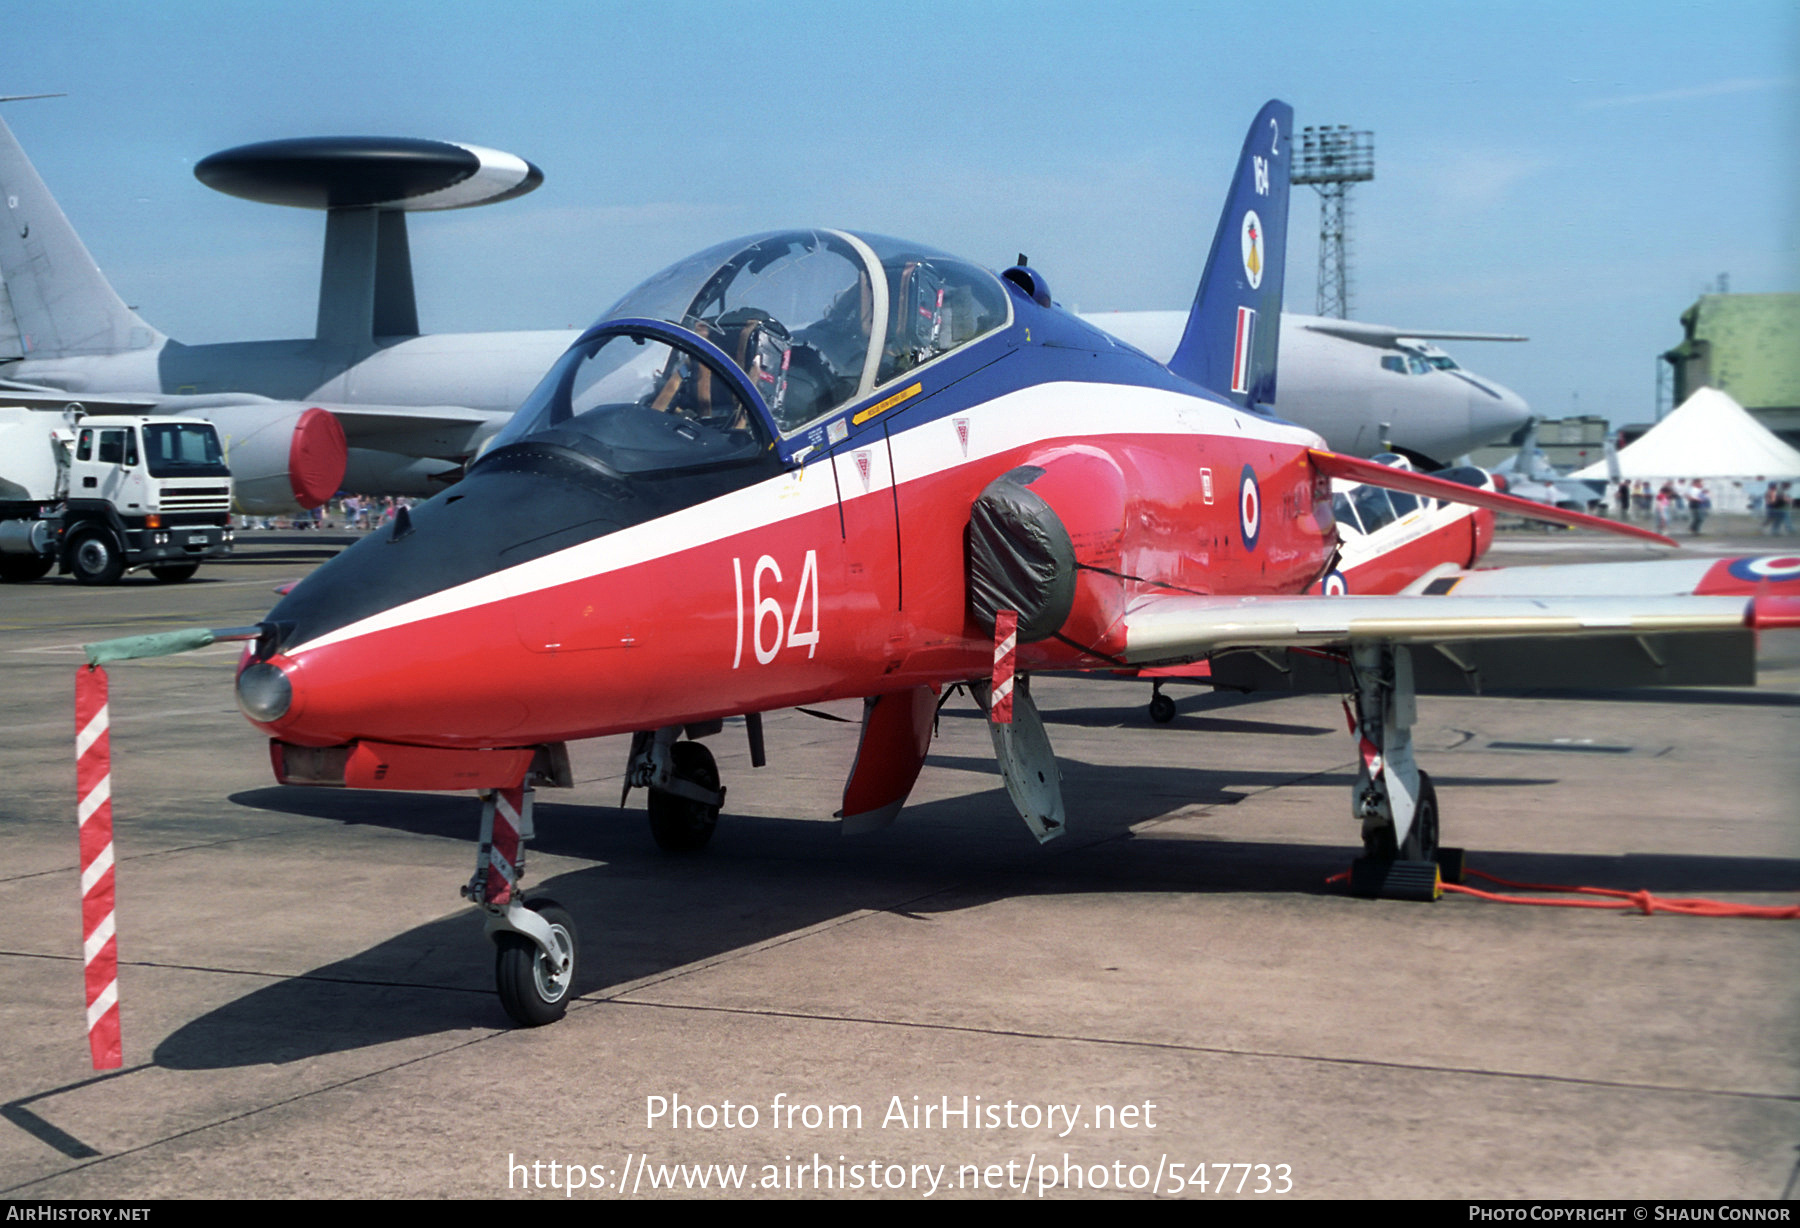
left=153, top=757, right=1795, bottom=1071
left=939, top=699, right=1338, bottom=736
left=1480, top=687, right=1800, bottom=708
left=1024, top=684, right=1800, bottom=716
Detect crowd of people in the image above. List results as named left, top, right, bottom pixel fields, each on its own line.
left=1607, top=477, right=1792, bottom=536
left=237, top=494, right=416, bottom=532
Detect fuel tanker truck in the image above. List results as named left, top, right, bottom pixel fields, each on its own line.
left=0, top=406, right=234, bottom=584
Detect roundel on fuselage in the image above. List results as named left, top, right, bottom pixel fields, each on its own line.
left=1727, top=555, right=1800, bottom=584
left=1239, top=464, right=1261, bottom=551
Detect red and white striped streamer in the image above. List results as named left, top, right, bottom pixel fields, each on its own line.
left=991, top=610, right=1018, bottom=725
left=1341, top=699, right=1384, bottom=778
left=75, top=665, right=122, bottom=1070
left=484, top=786, right=524, bottom=906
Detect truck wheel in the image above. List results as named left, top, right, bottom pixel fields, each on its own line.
left=69, top=531, right=126, bottom=586
left=151, top=563, right=199, bottom=583
left=0, top=555, right=53, bottom=582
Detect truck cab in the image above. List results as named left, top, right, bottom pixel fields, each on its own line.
left=0, top=410, right=236, bottom=584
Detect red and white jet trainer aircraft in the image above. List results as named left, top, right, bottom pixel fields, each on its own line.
left=230, top=102, right=1800, bottom=1024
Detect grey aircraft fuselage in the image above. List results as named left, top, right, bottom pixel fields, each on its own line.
left=7, top=331, right=564, bottom=412
left=1, top=331, right=569, bottom=503
left=1083, top=310, right=1532, bottom=464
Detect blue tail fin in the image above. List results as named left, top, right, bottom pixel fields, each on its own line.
left=1166, top=100, right=1292, bottom=412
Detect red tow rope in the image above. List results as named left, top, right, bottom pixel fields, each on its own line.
left=1443, top=867, right=1800, bottom=919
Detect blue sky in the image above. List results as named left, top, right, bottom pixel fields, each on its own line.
left=7, top=0, right=1795, bottom=426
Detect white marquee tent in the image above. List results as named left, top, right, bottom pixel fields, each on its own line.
left=1572, top=387, right=1800, bottom=511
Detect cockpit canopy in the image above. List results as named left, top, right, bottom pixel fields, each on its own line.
left=603, top=229, right=1011, bottom=425
left=489, top=230, right=1012, bottom=475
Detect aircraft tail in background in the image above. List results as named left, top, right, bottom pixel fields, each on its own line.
left=0, top=110, right=162, bottom=359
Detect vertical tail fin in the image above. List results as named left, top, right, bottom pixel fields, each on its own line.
left=0, top=112, right=162, bottom=358
left=1166, top=100, right=1292, bottom=412
left=1512, top=418, right=1543, bottom=477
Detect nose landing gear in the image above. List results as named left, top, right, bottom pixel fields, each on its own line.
left=492, top=898, right=577, bottom=1026
left=463, top=785, right=579, bottom=1025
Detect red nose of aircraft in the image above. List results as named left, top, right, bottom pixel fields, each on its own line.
left=230, top=452, right=660, bottom=751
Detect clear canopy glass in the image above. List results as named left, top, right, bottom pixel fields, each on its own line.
left=602, top=230, right=1010, bottom=429
left=493, top=230, right=1013, bottom=468
left=488, top=332, right=771, bottom=476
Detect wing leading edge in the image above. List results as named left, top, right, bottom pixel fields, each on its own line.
left=1122, top=591, right=1765, bottom=662
left=1117, top=577, right=1800, bottom=694
left=1310, top=449, right=1676, bottom=546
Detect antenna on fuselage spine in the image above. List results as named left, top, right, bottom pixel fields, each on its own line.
left=193, top=136, right=543, bottom=350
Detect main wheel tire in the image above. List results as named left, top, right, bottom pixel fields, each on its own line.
left=1148, top=692, right=1177, bottom=724
left=69, top=531, right=125, bottom=585
left=0, top=555, right=53, bottom=582
left=1362, top=822, right=1397, bottom=861
left=648, top=740, right=720, bottom=853
left=151, top=562, right=199, bottom=583
left=1401, top=770, right=1439, bottom=862
left=495, top=898, right=577, bottom=1027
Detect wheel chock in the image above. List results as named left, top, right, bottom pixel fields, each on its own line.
left=1349, top=856, right=1442, bottom=901
left=1436, top=846, right=1465, bottom=885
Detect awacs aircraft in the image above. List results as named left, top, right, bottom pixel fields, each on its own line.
left=0, top=113, right=568, bottom=513
left=1086, top=310, right=1532, bottom=464
left=0, top=105, right=1524, bottom=517
left=207, top=101, right=1799, bottom=1026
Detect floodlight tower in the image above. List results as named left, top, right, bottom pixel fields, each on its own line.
left=1292, top=125, right=1374, bottom=319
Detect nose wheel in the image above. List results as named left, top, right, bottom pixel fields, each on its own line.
left=464, top=784, right=583, bottom=1026
left=494, top=898, right=577, bottom=1026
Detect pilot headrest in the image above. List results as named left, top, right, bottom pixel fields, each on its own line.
left=717, top=307, right=788, bottom=338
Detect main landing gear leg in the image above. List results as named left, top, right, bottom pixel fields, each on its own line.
left=1345, top=643, right=1460, bottom=900
left=463, top=785, right=577, bottom=1025
left=624, top=725, right=727, bottom=853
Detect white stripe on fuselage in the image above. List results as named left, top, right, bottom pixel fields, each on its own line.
left=293, top=381, right=1324, bottom=655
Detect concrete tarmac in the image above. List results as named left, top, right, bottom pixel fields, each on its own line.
left=1, top=525, right=1795, bottom=1200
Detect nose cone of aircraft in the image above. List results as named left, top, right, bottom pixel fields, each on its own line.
left=236, top=660, right=294, bottom=725
left=237, top=450, right=651, bottom=747
left=1464, top=375, right=1531, bottom=449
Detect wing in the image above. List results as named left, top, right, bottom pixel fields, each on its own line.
left=0, top=378, right=501, bottom=461
left=1310, top=448, right=1671, bottom=544
left=1299, top=319, right=1527, bottom=347
left=1118, top=556, right=1800, bottom=694
left=0, top=380, right=161, bottom=412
